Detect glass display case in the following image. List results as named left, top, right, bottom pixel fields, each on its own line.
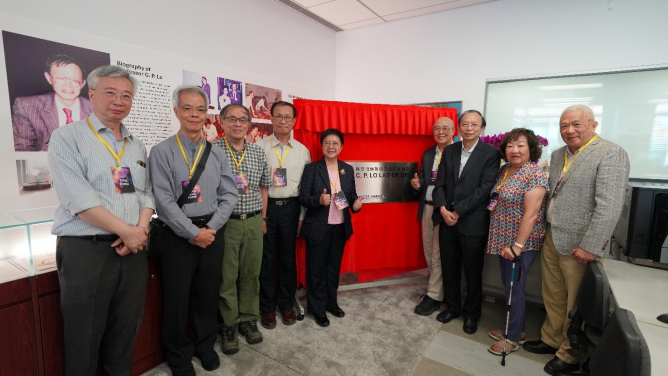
left=0, top=206, right=57, bottom=283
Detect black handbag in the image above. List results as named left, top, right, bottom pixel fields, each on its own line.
left=147, top=141, right=212, bottom=256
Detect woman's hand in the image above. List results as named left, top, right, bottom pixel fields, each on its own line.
left=319, top=189, right=331, bottom=206
left=500, top=246, right=522, bottom=261
left=352, top=196, right=364, bottom=211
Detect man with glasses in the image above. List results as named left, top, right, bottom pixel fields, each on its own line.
left=411, top=117, right=455, bottom=316
left=13, top=54, right=93, bottom=151
left=150, top=85, right=238, bottom=375
left=432, top=110, right=500, bottom=335
left=48, top=65, right=153, bottom=375
left=255, top=101, right=311, bottom=329
left=214, top=104, right=271, bottom=354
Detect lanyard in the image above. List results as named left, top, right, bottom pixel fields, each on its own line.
left=329, top=169, right=340, bottom=192
left=495, top=168, right=510, bottom=191
left=175, top=134, right=205, bottom=179
left=271, top=136, right=291, bottom=167
left=563, top=134, right=598, bottom=174
left=224, top=138, right=247, bottom=175
left=437, top=148, right=443, bottom=168
left=87, top=118, right=126, bottom=167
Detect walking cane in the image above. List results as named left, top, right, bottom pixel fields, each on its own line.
left=501, top=245, right=522, bottom=366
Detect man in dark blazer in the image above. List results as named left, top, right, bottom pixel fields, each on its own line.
left=432, top=110, right=500, bottom=334
left=411, top=117, right=455, bottom=316
left=12, top=54, right=93, bottom=151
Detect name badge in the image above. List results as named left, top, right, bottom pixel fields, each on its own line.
left=429, top=170, right=437, bottom=186
left=334, top=191, right=349, bottom=210
left=111, top=167, right=135, bottom=194
left=273, top=168, right=287, bottom=187
left=181, top=180, right=202, bottom=203
left=234, top=173, right=249, bottom=195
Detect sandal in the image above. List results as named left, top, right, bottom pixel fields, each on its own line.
left=488, top=339, right=520, bottom=356
left=488, top=328, right=526, bottom=344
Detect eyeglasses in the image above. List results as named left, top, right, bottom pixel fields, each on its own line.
left=323, top=141, right=341, bottom=147
left=433, top=127, right=454, bottom=133
left=179, top=106, right=207, bottom=115
left=93, top=89, right=133, bottom=103
left=49, top=74, right=84, bottom=87
left=272, top=115, right=294, bottom=122
left=225, top=116, right=249, bottom=124
left=460, top=123, right=481, bottom=129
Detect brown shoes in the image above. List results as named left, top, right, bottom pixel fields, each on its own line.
left=260, top=312, right=277, bottom=329
left=281, top=308, right=297, bottom=325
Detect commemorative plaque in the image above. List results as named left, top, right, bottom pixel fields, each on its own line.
left=349, top=161, right=419, bottom=203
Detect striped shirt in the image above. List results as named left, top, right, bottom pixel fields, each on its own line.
left=48, top=113, right=155, bottom=236
left=213, top=138, right=270, bottom=215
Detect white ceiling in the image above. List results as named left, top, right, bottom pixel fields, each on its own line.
left=277, top=0, right=496, bottom=31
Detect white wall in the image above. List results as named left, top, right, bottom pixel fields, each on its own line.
left=335, top=0, right=668, bottom=109
left=0, top=0, right=337, bottom=98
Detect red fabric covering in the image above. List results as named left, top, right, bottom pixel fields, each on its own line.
left=292, top=99, right=458, bottom=284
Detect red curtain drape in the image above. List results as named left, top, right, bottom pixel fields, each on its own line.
left=292, top=99, right=459, bottom=285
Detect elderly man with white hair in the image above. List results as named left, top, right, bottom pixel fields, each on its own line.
left=149, top=84, right=238, bottom=375
left=523, top=104, right=629, bottom=375
left=48, top=65, right=154, bottom=375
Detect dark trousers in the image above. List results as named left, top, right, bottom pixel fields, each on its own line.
left=305, top=224, right=347, bottom=316
left=439, top=224, right=487, bottom=320
left=260, top=200, right=300, bottom=313
left=56, top=236, right=148, bottom=376
left=161, top=226, right=225, bottom=368
left=499, top=251, right=536, bottom=341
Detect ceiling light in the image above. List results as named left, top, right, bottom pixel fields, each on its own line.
left=543, top=97, right=593, bottom=103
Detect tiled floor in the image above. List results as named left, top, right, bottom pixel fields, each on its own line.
left=411, top=297, right=555, bottom=375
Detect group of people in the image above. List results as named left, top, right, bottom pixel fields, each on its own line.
left=412, top=106, right=629, bottom=375
left=47, top=65, right=363, bottom=376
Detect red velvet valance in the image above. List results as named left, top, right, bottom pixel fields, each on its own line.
left=293, top=99, right=458, bottom=136
left=292, top=99, right=459, bottom=284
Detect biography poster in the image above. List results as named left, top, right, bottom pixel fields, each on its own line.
left=0, top=14, right=319, bottom=213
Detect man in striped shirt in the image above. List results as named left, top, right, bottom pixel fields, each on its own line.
left=48, top=65, right=154, bottom=376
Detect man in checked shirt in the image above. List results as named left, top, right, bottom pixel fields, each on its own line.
left=214, top=104, right=271, bottom=355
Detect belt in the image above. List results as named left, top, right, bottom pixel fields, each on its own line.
left=229, top=210, right=262, bottom=220
left=190, top=213, right=214, bottom=227
left=425, top=200, right=433, bottom=205
left=69, top=234, right=118, bottom=242
left=269, top=197, right=298, bottom=206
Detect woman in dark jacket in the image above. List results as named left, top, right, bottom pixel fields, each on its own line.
left=299, top=128, right=363, bottom=327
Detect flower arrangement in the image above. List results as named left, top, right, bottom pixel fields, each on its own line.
left=480, top=132, right=548, bottom=150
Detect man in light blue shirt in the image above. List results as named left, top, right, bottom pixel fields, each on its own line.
left=48, top=65, right=154, bottom=376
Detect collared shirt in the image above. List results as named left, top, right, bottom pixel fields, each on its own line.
left=48, top=113, right=155, bottom=236
left=214, top=138, right=271, bottom=215
left=546, top=146, right=579, bottom=224
left=425, top=145, right=442, bottom=202
left=256, top=136, right=311, bottom=220
left=459, top=139, right=479, bottom=178
left=149, top=132, right=238, bottom=239
left=55, top=98, right=81, bottom=126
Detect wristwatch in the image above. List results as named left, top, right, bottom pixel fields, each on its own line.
left=263, top=217, right=268, bottom=222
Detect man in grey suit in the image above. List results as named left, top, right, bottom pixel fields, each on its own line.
left=12, top=54, right=93, bottom=151
left=432, top=110, right=500, bottom=335
left=411, top=117, right=455, bottom=316
left=523, top=104, right=629, bottom=376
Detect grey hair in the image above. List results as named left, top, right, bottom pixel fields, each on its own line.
left=220, top=103, right=251, bottom=121
left=87, top=65, right=139, bottom=94
left=562, top=104, right=595, bottom=121
left=172, top=84, right=209, bottom=109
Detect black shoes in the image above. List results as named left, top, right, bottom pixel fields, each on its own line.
left=194, top=351, right=220, bottom=372
left=313, top=313, right=330, bottom=327
left=463, top=318, right=478, bottom=334
left=436, top=310, right=460, bottom=323
left=523, top=339, right=559, bottom=355
left=544, top=356, right=580, bottom=375
left=326, top=306, right=345, bottom=318
left=414, top=296, right=441, bottom=316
